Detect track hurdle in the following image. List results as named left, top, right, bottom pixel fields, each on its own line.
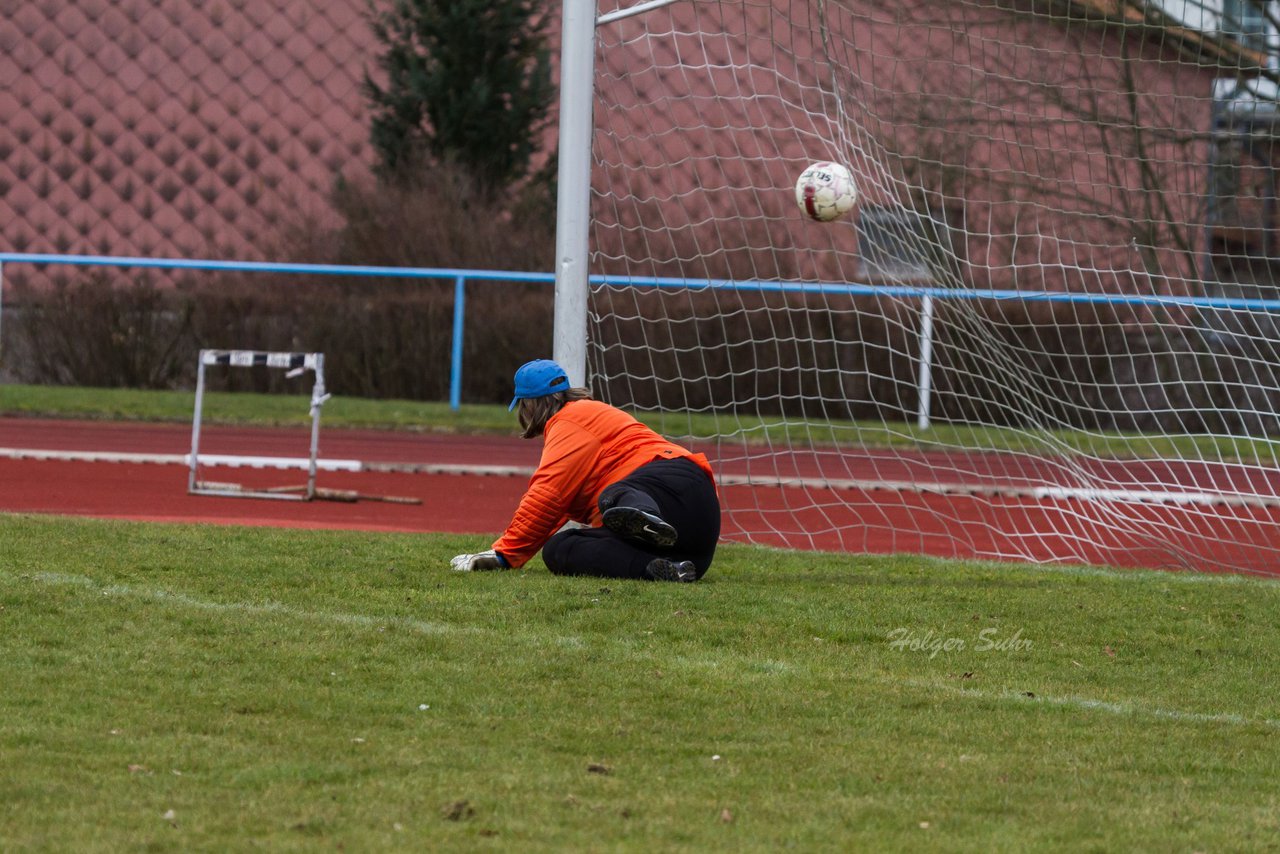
left=188, top=349, right=330, bottom=501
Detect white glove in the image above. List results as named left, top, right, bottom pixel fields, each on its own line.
left=450, top=550, right=507, bottom=572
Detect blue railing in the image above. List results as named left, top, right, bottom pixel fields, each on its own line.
left=2, top=252, right=1279, bottom=415
left=0, top=253, right=559, bottom=411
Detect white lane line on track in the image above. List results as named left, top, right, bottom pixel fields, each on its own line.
left=0, top=447, right=362, bottom=471
left=715, top=473, right=1280, bottom=508
left=1, top=447, right=186, bottom=465
left=5, top=446, right=1278, bottom=507
left=0, top=447, right=531, bottom=476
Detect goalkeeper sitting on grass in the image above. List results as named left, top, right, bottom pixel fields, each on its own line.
left=450, top=359, right=720, bottom=582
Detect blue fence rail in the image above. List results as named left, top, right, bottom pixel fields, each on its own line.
left=0, top=253, right=559, bottom=411
left=2, top=252, right=1279, bottom=417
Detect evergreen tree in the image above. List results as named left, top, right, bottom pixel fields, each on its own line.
left=364, top=0, right=555, bottom=191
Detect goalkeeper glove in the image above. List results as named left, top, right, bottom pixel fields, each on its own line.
left=449, top=550, right=509, bottom=572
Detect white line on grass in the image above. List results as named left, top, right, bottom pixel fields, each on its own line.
left=744, top=544, right=1280, bottom=586
left=10, top=568, right=1277, bottom=731
left=17, top=570, right=470, bottom=638
left=906, top=678, right=1280, bottom=730
left=968, top=558, right=1280, bottom=587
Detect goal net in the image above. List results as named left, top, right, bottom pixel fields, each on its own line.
left=582, top=0, right=1280, bottom=572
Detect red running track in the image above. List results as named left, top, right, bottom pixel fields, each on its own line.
left=0, top=418, right=536, bottom=534
left=3, top=417, right=1279, bottom=574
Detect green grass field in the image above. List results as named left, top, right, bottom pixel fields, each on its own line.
left=4, top=513, right=1279, bottom=851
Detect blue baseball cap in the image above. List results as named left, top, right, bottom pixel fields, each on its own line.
left=509, top=359, right=571, bottom=410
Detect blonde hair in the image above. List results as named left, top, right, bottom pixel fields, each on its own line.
left=517, top=388, right=592, bottom=438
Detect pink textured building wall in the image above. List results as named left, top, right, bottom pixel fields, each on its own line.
left=0, top=0, right=374, bottom=261
left=0, top=0, right=1220, bottom=294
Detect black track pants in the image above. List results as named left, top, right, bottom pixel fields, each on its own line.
left=541, top=457, right=720, bottom=580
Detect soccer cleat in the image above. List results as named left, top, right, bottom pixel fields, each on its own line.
left=644, top=558, right=698, bottom=583
left=602, top=506, right=678, bottom=548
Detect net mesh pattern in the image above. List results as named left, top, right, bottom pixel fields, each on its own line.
left=586, top=0, right=1280, bottom=572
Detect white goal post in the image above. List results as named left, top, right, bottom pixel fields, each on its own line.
left=188, top=349, right=330, bottom=501
left=555, top=0, right=1280, bottom=572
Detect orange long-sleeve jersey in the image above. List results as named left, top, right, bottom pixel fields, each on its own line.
left=492, top=399, right=714, bottom=568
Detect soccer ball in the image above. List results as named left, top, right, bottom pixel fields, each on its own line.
left=795, top=161, right=858, bottom=222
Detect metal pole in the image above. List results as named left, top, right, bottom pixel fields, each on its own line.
left=450, top=275, right=466, bottom=410
left=307, top=355, right=326, bottom=500
left=0, top=261, right=5, bottom=366
left=552, top=0, right=598, bottom=388
left=189, top=352, right=207, bottom=493
left=917, top=295, right=935, bottom=430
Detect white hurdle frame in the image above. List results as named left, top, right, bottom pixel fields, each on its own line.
left=188, top=349, right=330, bottom=501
